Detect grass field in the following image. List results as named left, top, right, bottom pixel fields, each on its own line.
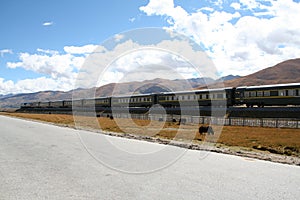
left=1, top=112, right=300, bottom=157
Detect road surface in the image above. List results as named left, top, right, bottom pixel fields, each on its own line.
left=0, top=115, right=299, bottom=199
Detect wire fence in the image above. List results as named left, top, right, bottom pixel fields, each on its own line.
left=100, top=113, right=300, bottom=129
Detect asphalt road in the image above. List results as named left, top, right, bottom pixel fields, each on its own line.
left=0, top=115, right=300, bottom=200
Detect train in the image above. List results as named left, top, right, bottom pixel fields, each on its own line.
left=20, top=82, right=300, bottom=109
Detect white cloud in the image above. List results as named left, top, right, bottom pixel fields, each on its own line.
left=36, top=48, right=59, bottom=55
left=0, top=49, right=13, bottom=57
left=42, top=21, right=53, bottom=26
left=0, top=76, right=75, bottom=95
left=230, top=2, right=241, bottom=10
left=139, top=0, right=188, bottom=24
left=2, top=32, right=216, bottom=95
left=63, top=44, right=99, bottom=54
left=3, top=45, right=100, bottom=94
left=75, top=34, right=216, bottom=93
left=140, top=0, right=300, bottom=76
left=7, top=52, right=78, bottom=79
left=129, top=17, right=136, bottom=22
left=114, top=34, right=124, bottom=42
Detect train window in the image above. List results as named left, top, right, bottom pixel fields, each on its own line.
left=270, top=91, right=278, bottom=96
left=257, top=91, right=263, bottom=97
left=245, top=92, right=249, bottom=98
left=216, top=93, right=224, bottom=99
left=279, top=90, right=285, bottom=96
left=263, top=91, right=270, bottom=96
left=250, top=91, right=256, bottom=97
left=288, top=89, right=296, bottom=96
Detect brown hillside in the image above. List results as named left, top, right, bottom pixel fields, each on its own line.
left=224, top=58, right=300, bottom=87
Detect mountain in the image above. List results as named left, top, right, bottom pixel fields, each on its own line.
left=0, top=93, right=15, bottom=99
left=223, top=58, right=300, bottom=87
left=217, top=75, right=241, bottom=82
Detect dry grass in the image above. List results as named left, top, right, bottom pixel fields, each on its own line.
left=1, top=112, right=300, bottom=156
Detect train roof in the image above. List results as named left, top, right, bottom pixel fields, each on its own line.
left=237, top=82, right=300, bottom=90
left=111, top=93, right=153, bottom=98
left=160, top=87, right=233, bottom=95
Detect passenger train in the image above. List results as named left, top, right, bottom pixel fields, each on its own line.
left=21, top=83, right=300, bottom=109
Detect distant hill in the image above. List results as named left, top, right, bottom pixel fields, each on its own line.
left=217, top=75, right=241, bottom=82
left=223, top=58, right=300, bottom=87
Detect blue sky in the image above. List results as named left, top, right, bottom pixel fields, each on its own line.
left=0, top=0, right=164, bottom=80
left=1, top=0, right=300, bottom=94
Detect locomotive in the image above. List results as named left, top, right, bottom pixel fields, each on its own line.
left=21, top=82, right=300, bottom=109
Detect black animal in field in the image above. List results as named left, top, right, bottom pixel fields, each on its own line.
left=199, top=125, right=214, bottom=135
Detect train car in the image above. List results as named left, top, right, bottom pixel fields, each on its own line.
left=72, top=99, right=83, bottom=107
left=235, top=83, right=300, bottom=107
left=95, top=97, right=111, bottom=107
left=111, top=93, right=156, bottom=108
left=20, top=102, right=33, bottom=108
left=82, top=97, right=111, bottom=108
left=158, top=87, right=235, bottom=107
left=30, top=102, right=40, bottom=107
left=62, top=100, right=72, bottom=107
left=49, top=101, right=64, bottom=108
left=39, top=101, right=50, bottom=108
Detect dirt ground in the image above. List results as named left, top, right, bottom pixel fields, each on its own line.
left=1, top=112, right=300, bottom=165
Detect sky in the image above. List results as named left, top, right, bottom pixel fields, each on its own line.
left=1, top=0, right=300, bottom=95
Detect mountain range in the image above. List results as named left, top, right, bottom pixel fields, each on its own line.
left=1, top=58, right=300, bottom=108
